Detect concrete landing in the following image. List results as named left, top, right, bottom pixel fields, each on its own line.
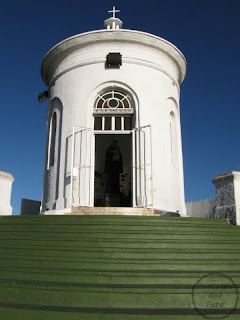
left=70, top=206, right=155, bottom=215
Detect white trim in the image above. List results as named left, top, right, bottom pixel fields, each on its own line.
left=121, top=117, right=124, bottom=130
left=111, top=116, right=115, bottom=130
left=102, top=117, right=105, bottom=130
left=94, top=130, right=132, bottom=135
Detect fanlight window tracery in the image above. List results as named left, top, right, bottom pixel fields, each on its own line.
left=94, top=90, right=134, bottom=131
left=94, top=90, right=133, bottom=114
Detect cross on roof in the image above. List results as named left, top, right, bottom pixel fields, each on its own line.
left=108, top=6, right=120, bottom=18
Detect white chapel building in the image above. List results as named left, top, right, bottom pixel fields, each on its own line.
left=40, top=8, right=187, bottom=215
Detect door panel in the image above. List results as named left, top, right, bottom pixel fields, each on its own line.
left=70, top=127, right=93, bottom=206
left=133, top=126, right=152, bottom=207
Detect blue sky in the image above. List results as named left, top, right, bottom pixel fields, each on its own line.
left=1, top=0, right=239, bottom=214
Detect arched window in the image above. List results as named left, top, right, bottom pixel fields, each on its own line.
left=170, top=111, right=177, bottom=164
left=48, top=112, right=57, bottom=168
left=94, top=90, right=133, bottom=131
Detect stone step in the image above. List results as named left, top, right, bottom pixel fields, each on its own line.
left=1, top=239, right=240, bottom=249
left=1, top=248, right=240, bottom=260
left=1, top=268, right=240, bottom=286
left=0, top=267, right=239, bottom=279
left=0, top=215, right=228, bottom=225
left=0, top=284, right=238, bottom=308
left=0, top=226, right=238, bottom=235
left=0, top=214, right=239, bottom=319
left=1, top=257, right=240, bottom=272
left=71, top=206, right=154, bottom=215
left=0, top=223, right=236, bottom=233
left=2, top=307, right=234, bottom=320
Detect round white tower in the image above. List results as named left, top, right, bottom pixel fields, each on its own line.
left=40, top=8, right=187, bottom=215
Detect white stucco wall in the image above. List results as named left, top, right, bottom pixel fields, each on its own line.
left=0, top=171, right=14, bottom=215
left=41, top=28, right=187, bottom=215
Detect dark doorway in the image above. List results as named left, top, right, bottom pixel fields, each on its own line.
left=94, top=134, right=132, bottom=207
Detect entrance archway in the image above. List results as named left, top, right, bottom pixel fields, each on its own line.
left=70, top=89, right=152, bottom=209
left=93, top=89, right=133, bottom=207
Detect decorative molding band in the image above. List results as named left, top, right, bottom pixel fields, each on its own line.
left=48, top=58, right=180, bottom=93
left=42, top=29, right=186, bottom=85
left=93, top=108, right=134, bottom=114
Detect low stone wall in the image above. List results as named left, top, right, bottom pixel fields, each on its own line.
left=212, top=171, right=240, bottom=225
left=186, top=199, right=216, bottom=218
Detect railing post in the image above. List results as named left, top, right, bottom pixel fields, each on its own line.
left=132, top=129, right=136, bottom=207
left=70, top=126, right=76, bottom=207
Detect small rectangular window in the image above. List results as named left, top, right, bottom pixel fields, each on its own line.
left=115, top=117, right=121, bottom=130
left=124, top=117, right=132, bottom=130
left=105, top=117, right=111, bottom=130
left=94, top=117, right=102, bottom=130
